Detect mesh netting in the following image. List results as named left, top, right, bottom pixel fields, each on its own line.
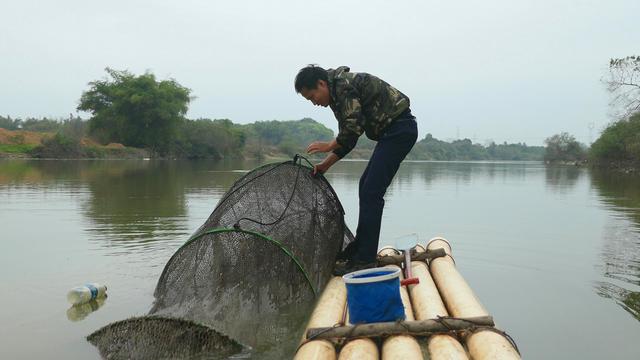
left=87, top=316, right=243, bottom=360
left=88, top=158, right=353, bottom=359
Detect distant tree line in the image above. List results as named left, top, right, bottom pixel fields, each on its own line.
left=410, top=135, right=544, bottom=161
left=10, top=64, right=640, bottom=164
left=1, top=113, right=549, bottom=160
left=0, top=115, right=82, bottom=132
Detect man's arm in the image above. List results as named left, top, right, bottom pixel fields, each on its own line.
left=313, top=152, right=340, bottom=175
left=307, top=80, right=364, bottom=174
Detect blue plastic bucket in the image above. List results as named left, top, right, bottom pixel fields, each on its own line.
left=342, top=267, right=406, bottom=324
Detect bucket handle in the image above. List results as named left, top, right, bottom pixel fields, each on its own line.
left=401, top=277, right=419, bottom=286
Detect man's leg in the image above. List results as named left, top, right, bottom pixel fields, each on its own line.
left=352, top=119, right=418, bottom=263
left=338, top=161, right=371, bottom=261
left=336, top=162, right=371, bottom=262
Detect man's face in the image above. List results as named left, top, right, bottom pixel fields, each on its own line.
left=300, top=80, right=331, bottom=107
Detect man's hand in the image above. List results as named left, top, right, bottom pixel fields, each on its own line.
left=306, top=141, right=332, bottom=154
left=312, top=153, right=340, bottom=176
left=313, top=162, right=331, bottom=175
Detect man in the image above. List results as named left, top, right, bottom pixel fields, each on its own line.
left=295, top=65, right=418, bottom=275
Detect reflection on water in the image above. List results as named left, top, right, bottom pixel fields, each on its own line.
left=408, top=160, right=534, bottom=186
left=590, top=168, right=640, bottom=321
left=0, top=160, right=261, bottom=254
left=82, top=162, right=189, bottom=251
left=545, top=164, right=583, bottom=192
left=66, top=298, right=107, bottom=322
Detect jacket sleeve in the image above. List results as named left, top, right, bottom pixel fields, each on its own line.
left=333, top=95, right=365, bottom=159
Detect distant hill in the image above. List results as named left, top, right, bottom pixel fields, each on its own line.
left=0, top=115, right=544, bottom=160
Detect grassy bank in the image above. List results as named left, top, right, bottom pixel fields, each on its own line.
left=0, top=144, right=38, bottom=154
left=0, top=128, right=149, bottom=159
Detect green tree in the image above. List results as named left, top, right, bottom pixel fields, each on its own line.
left=590, top=112, right=640, bottom=162
left=544, top=132, right=587, bottom=162
left=0, top=116, right=21, bottom=130
left=21, top=117, right=61, bottom=132
left=244, top=118, right=333, bottom=148
left=77, top=68, right=191, bottom=155
left=175, top=118, right=246, bottom=159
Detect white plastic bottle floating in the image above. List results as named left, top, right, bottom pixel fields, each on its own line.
left=67, top=283, right=107, bottom=305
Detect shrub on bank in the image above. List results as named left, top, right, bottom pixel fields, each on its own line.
left=590, top=112, right=640, bottom=162
left=0, top=144, right=38, bottom=153
left=30, top=133, right=82, bottom=158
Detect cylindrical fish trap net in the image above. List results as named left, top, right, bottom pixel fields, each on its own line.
left=87, top=316, right=243, bottom=360
left=88, top=157, right=353, bottom=359
left=150, top=158, right=352, bottom=349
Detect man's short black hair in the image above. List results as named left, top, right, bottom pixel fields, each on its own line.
left=294, top=65, right=328, bottom=93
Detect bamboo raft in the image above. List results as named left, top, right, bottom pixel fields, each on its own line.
left=294, top=237, right=521, bottom=360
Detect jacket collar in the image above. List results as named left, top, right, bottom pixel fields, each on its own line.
left=327, top=66, right=350, bottom=104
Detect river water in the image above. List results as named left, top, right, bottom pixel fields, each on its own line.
left=0, top=159, right=639, bottom=359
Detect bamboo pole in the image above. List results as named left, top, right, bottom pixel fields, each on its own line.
left=426, top=238, right=520, bottom=360
left=295, top=276, right=346, bottom=360
left=338, top=339, right=379, bottom=360
left=307, top=316, right=494, bottom=339
left=382, top=335, right=422, bottom=360
left=409, top=258, right=469, bottom=360
left=376, top=248, right=446, bottom=266
left=379, top=248, right=422, bottom=360
left=338, top=306, right=379, bottom=360
left=295, top=340, right=337, bottom=360
left=337, top=265, right=378, bottom=360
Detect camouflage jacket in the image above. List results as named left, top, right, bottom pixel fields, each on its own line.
left=327, top=66, right=411, bottom=158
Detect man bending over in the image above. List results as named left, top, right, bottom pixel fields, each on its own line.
left=295, top=65, right=418, bottom=275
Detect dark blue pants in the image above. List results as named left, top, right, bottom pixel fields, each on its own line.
left=352, top=114, right=418, bottom=263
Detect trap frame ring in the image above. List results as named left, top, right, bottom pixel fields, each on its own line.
left=215, top=156, right=345, bottom=216
left=155, top=227, right=318, bottom=296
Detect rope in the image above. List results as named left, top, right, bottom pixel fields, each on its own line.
left=297, top=322, right=342, bottom=351
left=294, top=153, right=316, bottom=169
left=433, top=315, right=455, bottom=332
left=428, top=253, right=456, bottom=266
left=298, top=316, right=519, bottom=348
left=427, top=237, right=453, bottom=252
left=466, top=326, right=521, bottom=356
left=230, top=155, right=344, bottom=230
left=233, top=157, right=303, bottom=229
left=294, top=154, right=345, bottom=215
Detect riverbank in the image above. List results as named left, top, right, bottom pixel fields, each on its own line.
left=0, top=124, right=548, bottom=162
left=590, top=160, right=640, bottom=173
left=0, top=128, right=334, bottom=161
left=545, top=159, right=640, bottom=173
left=0, top=129, right=150, bottom=159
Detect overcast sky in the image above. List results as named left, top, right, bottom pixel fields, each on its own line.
left=1, top=0, right=638, bottom=145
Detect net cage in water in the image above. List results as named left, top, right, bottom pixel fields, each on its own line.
left=88, top=157, right=353, bottom=359
left=87, top=316, right=243, bottom=360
